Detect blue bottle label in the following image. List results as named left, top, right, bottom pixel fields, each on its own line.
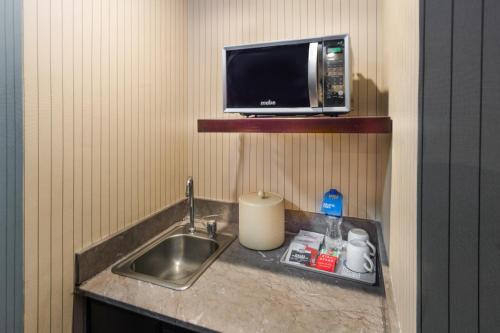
left=321, top=189, right=343, bottom=217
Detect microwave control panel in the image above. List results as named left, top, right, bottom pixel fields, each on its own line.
left=323, top=39, right=346, bottom=107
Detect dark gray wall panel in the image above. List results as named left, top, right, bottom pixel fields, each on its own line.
left=420, top=0, right=453, bottom=331
left=449, top=0, right=482, bottom=332
left=0, top=0, right=7, bottom=326
left=420, top=0, right=500, bottom=331
left=0, top=0, right=23, bottom=331
left=480, top=0, right=500, bottom=331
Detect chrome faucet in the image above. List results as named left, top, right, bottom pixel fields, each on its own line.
left=185, top=176, right=195, bottom=233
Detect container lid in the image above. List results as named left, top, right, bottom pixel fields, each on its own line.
left=239, top=190, right=283, bottom=207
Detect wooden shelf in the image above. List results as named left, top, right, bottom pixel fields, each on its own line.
left=198, top=116, right=392, bottom=134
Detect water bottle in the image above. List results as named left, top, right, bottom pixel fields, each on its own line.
left=324, top=215, right=343, bottom=256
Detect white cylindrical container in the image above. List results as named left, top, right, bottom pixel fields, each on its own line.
left=239, top=190, right=285, bottom=250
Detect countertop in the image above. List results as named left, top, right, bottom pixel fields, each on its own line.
left=78, top=221, right=392, bottom=333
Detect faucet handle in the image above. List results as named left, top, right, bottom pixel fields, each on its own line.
left=206, top=220, right=217, bottom=239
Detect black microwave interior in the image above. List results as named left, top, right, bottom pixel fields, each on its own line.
left=226, top=43, right=310, bottom=108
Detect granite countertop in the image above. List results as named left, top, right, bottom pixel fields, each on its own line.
left=78, top=221, right=392, bottom=333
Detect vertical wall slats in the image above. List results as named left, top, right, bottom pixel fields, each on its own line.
left=449, top=0, right=482, bottom=331
left=23, top=1, right=188, bottom=331
left=420, top=0, right=500, bottom=331
left=347, top=0, right=358, bottom=217
left=101, top=0, right=111, bottom=237
left=108, top=0, right=118, bottom=235
left=13, top=0, right=23, bottom=329
left=357, top=0, right=368, bottom=219
left=36, top=0, right=53, bottom=329
left=0, top=0, right=8, bottom=329
left=380, top=0, right=419, bottom=332
left=73, top=0, right=83, bottom=252
left=339, top=0, right=350, bottom=216
left=187, top=0, right=386, bottom=219
left=50, top=0, right=64, bottom=328
left=1, top=0, right=23, bottom=330
left=91, top=0, right=102, bottom=243
left=23, top=0, right=388, bottom=331
left=479, top=0, right=500, bottom=330
left=81, top=0, right=92, bottom=248
left=5, top=0, right=16, bottom=327
left=61, top=0, right=75, bottom=329
left=366, top=0, right=377, bottom=221
left=23, top=0, right=39, bottom=330
left=421, top=0, right=453, bottom=331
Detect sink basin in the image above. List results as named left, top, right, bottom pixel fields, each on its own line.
left=112, top=225, right=236, bottom=290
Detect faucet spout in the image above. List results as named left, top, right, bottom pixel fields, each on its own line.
left=186, top=177, right=195, bottom=233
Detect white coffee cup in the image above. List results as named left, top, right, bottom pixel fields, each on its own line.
left=345, top=239, right=375, bottom=273
left=348, top=228, right=376, bottom=256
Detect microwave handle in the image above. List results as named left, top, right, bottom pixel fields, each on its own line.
left=308, top=42, right=319, bottom=108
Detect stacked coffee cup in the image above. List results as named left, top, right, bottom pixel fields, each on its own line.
left=345, top=228, right=376, bottom=273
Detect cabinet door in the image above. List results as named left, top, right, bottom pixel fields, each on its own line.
left=88, top=299, right=161, bottom=333
left=87, top=299, right=197, bottom=333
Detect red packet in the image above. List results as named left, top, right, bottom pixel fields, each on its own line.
left=315, top=254, right=338, bottom=272
left=305, top=246, right=319, bottom=266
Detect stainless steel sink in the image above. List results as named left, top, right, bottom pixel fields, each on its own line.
left=112, top=225, right=236, bottom=290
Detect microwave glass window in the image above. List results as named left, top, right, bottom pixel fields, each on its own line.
left=226, top=44, right=310, bottom=108
left=323, top=39, right=346, bottom=107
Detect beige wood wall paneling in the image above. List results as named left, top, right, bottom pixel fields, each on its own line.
left=23, top=0, right=188, bottom=331
left=23, top=0, right=393, bottom=331
left=381, top=0, right=419, bottom=331
left=187, top=0, right=389, bottom=220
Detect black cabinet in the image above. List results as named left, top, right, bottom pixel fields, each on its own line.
left=87, top=299, right=196, bottom=333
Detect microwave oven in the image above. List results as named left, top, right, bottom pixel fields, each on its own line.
left=223, top=34, right=350, bottom=115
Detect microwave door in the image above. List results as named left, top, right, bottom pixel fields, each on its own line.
left=225, top=43, right=312, bottom=112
